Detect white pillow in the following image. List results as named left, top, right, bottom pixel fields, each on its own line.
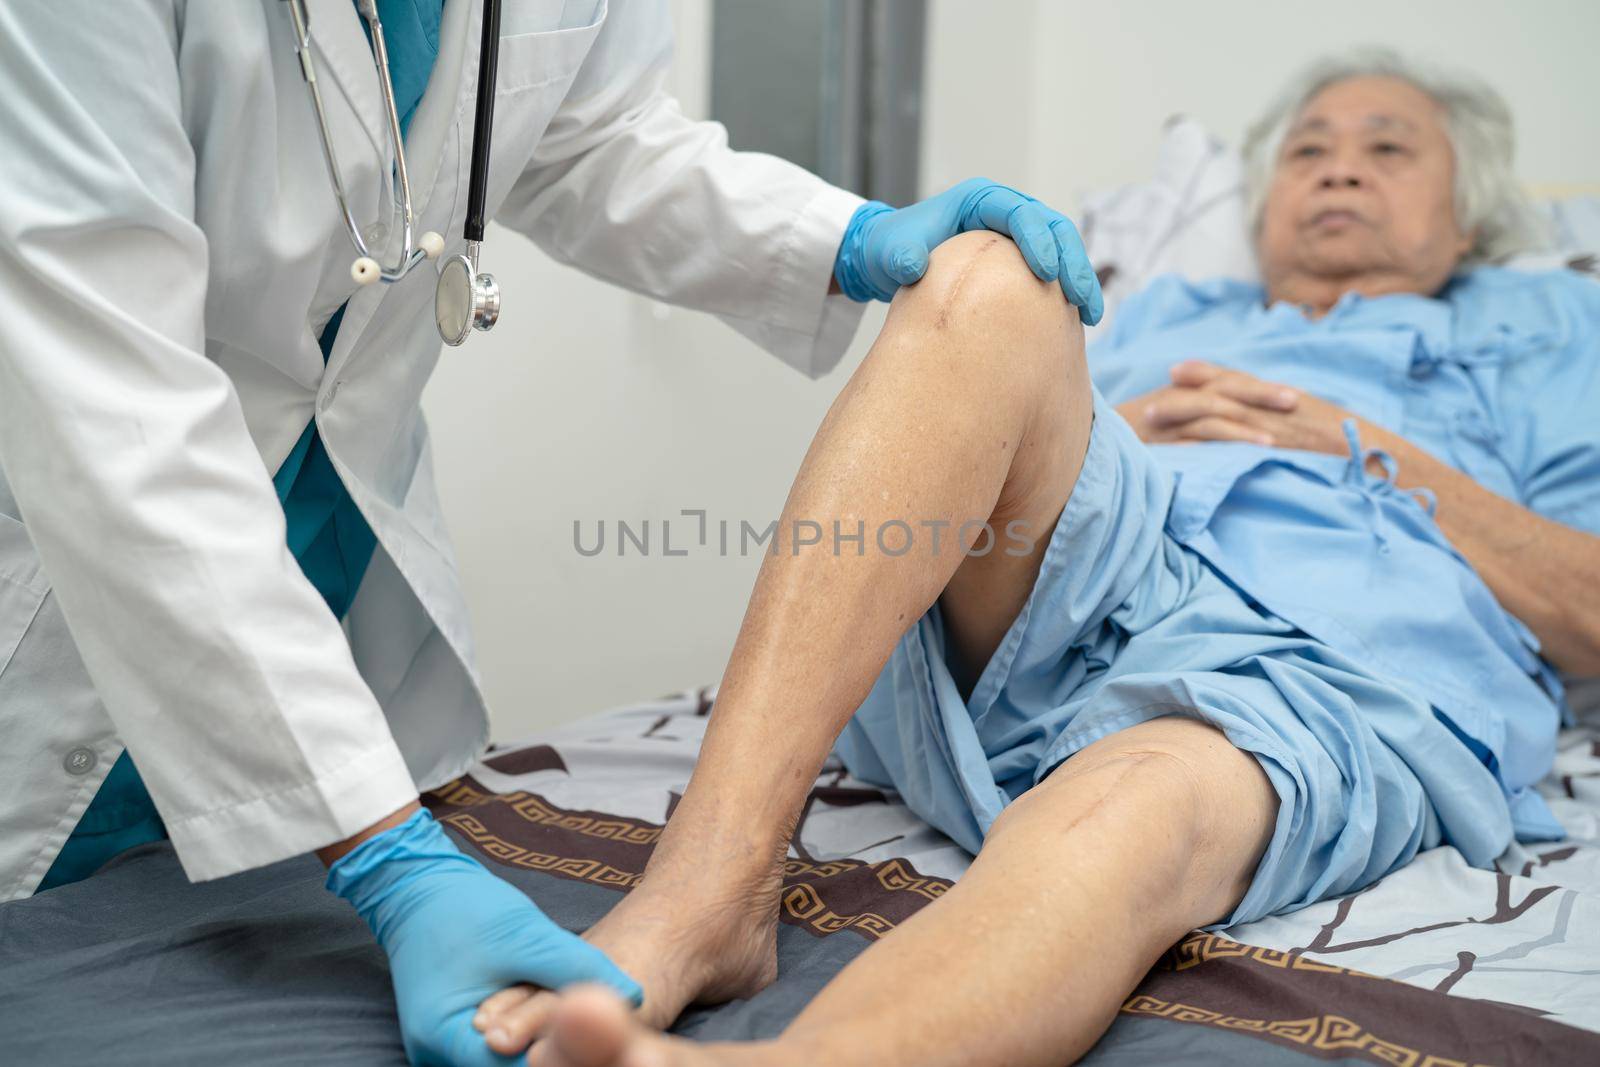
left=1078, top=117, right=1259, bottom=330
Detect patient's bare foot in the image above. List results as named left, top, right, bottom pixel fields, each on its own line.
left=526, top=985, right=672, bottom=1067
left=527, top=985, right=794, bottom=1067
left=574, top=855, right=784, bottom=1026
left=475, top=835, right=787, bottom=1055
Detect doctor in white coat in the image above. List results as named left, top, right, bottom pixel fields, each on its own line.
left=0, top=1, right=1101, bottom=1063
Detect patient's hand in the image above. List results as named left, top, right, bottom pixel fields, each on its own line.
left=1122, top=372, right=1600, bottom=676
left=1118, top=361, right=1355, bottom=455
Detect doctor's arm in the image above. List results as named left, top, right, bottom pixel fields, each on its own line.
left=0, top=0, right=419, bottom=882
left=495, top=0, right=865, bottom=378
left=495, top=0, right=1100, bottom=379
left=1, top=9, right=637, bottom=1061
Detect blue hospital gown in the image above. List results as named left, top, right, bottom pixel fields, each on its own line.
left=837, top=267, right=1600, bottom=927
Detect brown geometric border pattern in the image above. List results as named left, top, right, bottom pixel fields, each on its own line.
left=780, top=856, right=952, bottom=941
left=1121, top=994, right=1477, bottom=1066
left=440, top=810, right=646, bottom=890
left=430, top=778, right=662, bottom=846
left=1167, top=932, right=1364, bottom=978
left=424, top=776, right=955, bottom=942
left=1124, top=932, right=1600, bottom=1066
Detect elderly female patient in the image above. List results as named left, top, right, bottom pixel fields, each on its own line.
left=491, top=50, right=1600, bottom=1067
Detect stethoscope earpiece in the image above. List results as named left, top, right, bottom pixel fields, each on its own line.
left=351, top=257, right=381, bottom=285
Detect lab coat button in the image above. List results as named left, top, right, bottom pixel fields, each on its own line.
left=364, top=223, right=388, bottom=246
left=321, top=379, right=343, bottom=411
left=63, top=747, right=96, bottom=776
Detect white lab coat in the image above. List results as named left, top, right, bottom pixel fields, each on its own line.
left=0, top=0, right=865, bottom=899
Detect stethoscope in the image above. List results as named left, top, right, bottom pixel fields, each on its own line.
left=282, top=0, right=503, bottom=346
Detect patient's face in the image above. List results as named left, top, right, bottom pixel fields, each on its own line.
left=1257, top=76, right=1472, bottom=307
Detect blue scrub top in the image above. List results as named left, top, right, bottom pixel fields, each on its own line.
left=1088, top=267, right=1600, bottom=840
left=38, top=0, right=444, bottom=892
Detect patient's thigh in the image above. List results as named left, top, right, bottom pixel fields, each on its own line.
left=935, top=354, right=1091, bottom=695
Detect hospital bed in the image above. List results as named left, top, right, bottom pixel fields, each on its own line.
left=3, top=685, right=1599, bottom=1064
left=5, top=127, right=1600, bottom=1066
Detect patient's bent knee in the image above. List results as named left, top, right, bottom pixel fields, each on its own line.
left=890, top=230, right=1077, bottom=343
left=1017, top=719, right=1275, bottom=860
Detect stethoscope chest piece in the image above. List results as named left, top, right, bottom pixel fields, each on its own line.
left=436, top=245, right=500, bottom=347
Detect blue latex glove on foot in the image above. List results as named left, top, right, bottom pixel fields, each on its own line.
left=327, top=809, right=641, bottom=1067
left=833, top=177, right=1104, bottom=324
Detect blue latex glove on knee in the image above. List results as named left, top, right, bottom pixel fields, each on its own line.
left=832, top=177, right=1104, bottom=324
left=327, top=809, right=641, bottom=1067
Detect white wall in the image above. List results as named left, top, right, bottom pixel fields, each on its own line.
left=424, top=0, right=1599, bottom=741
left=1021, top=0, right=1600, bottom=210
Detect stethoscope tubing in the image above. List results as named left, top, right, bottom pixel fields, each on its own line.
left=465, top=0, right=501, bottom=244
left=282, top=0, right=501, bottom=305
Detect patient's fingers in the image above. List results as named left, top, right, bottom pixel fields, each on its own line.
left=1169, top=360, right=1223, bottom=386
left=1176, top=416, right=1274, bottom=446
left=1171, top=361, right=1299, bottom=411
left=1143, top=389, right=1259, bottom=430
left=1216, top=375, right=1300, bottom=412
left=476, top=984, right=538, bottom=1030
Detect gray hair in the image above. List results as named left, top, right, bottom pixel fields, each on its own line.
left=1241, top=47, right=1545, bottom=265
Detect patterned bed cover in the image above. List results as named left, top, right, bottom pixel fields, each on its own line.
left=2, top=686, right=1596, bottom=1066
left=439, top=687, right=1600, bottom=1065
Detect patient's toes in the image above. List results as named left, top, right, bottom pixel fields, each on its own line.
left=528, top=985, right=659, bottom=1067
left=488, top=988, right=560, bottom=1052
left=477, top=984, right=536, bottom=1027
